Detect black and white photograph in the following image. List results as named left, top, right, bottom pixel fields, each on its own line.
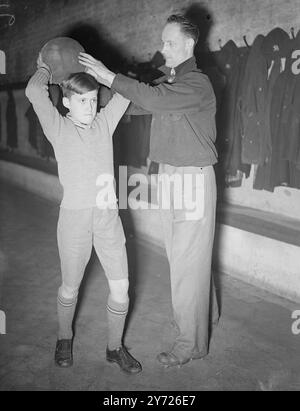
left=0, top=0, right=300, bottom=393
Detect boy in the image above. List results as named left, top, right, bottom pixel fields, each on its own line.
left=25, top=56, right=142, bottom=374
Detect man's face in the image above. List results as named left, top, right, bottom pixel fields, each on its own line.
left=64, top=90, right=98, bottom=125
left=161, top=23, right=193, bottom=68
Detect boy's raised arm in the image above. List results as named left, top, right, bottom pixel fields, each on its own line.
left=100, top=92, right=130, bottom=136
left=25, top=66, right=61, bottom=146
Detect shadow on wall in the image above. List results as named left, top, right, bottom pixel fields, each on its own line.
left=65, top=23, right=128, bottom=73
left=185, top=3, right=214, bottom=57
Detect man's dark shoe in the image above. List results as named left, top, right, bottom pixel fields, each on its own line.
left=157, top=351, right=191, bottom=368
left=157, top=349, right=206, bottom=368
left=55, top=339, right=73, bottom=367
left=106, top=346, right=142, bottom=374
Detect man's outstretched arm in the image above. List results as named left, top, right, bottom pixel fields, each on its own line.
left=79, top=52, right=215, bottom=115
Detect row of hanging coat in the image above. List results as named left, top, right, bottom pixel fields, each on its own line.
left=215, top=27, right=300, bottom=192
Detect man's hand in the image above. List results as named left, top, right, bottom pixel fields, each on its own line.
left=85, top=67, right=112, bottom=89
left=79, top=52, right=116, bottom=87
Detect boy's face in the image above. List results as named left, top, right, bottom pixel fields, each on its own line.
left=63, top=90, right=98, bottom=125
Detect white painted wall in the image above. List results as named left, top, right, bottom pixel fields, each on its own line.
left=225, top=166, right=300, bottom=220
left=111, top=0, right=300, bottom=58
left=0, top=161, right=63, bottom=203
left=0, top=50, right=6, bottom=75
left=206, top=0, right=300, bottom=51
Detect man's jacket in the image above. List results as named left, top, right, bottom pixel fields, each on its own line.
left=112, top=57, right=218, bottom=167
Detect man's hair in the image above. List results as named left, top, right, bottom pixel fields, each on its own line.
left=167, top=14, right=199, bottom=45
left=61, top=72, right=99, bottom=98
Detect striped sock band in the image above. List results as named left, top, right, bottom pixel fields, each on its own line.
left=57, top=290, right=78, bottom=340
left=107, top=304, right=128, bottom=316
left=58, top=294, right=77, bottom=308
left=107, top=295, right=129, bottom=350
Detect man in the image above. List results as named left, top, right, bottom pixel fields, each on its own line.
left=79, top=14, right=219, bottom=368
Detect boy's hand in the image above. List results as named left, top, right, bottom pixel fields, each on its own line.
left=37, top=53, right=52, bottom=82
left=79, top=53, right=116, bottom=87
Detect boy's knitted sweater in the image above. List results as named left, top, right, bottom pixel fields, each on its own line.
left=26, top=68, right=130, bottom=209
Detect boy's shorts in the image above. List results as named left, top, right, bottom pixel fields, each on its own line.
left=57, top=207, right=128, bottom=289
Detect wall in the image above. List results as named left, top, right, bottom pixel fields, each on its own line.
left=1, top=0, right=300, bottom=84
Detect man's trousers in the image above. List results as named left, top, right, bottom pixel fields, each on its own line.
left=158, top=164, right=218, bottom=359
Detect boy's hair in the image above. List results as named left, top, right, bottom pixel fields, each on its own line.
left=167, top=14, right=199, bottom=45
left=61, top=72, right=99, bottom=98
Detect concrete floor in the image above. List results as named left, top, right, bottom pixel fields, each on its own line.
left=0, top=181, right=299, bottom=391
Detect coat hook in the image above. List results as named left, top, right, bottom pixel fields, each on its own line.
left=243, top=35, right=250, bottom=48
left=290, top=27, right=295, bottom=39
left=218, top=38, right=222, bottom=50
